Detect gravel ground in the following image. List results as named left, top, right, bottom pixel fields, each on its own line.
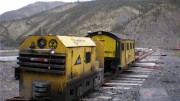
left=0, top=49, right=179, bottom=101
left=0, top=62, right=19, bottom=101
left=142, top=49, right=180, bottom=101
left=81, top=87, right=139, bottom=101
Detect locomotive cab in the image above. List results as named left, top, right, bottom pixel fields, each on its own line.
left=13, top=35, right=104, bottom=101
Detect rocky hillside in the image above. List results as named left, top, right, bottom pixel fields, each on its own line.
left=0, top=1, right=66, bottom=21
left=123, top=4, right=180, bottom=48
left=0, top=0, right=179, bottom=49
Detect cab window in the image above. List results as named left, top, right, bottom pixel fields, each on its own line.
left=121, top=43, right=124, bottom=51
left=130, top=43, right=132, bottom=49
left=127, top=43, right=129, bottom=50
left=86, top=52, right=91, bottom=63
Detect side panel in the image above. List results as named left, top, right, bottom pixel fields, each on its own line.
left=126, top=41, right=130, bottom=64
left=66, top=48, right=72, bottom=80
left=125, top=40, right=135, bottom=65
left=93, top=39, right=104, bottom=69
left=70, top=47, right=96, bottom=78
left=71, top=47, right=85, bottom=79
left=84, top=47, right=92, bottom=75
left=91, top=35, right=116, bottom=58
left=91, top=47, right=96, bottom=71
left=121, top=40, right=126, bottom=68
left=129, top=41, right=135, bottom=62
left=132, top=41, right=135, bottom=62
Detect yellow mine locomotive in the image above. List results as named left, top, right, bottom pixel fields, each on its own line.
left=87, top=31, right=135, bottom=72
left=9, top=31, right=135, bottom=101
left=14, top=35, right=104, bottom=101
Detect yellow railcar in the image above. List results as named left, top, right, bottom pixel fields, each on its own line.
left=8, top=31, right=135, bottom=101
left=121, top=39, right=135, bottom=68
left=14, top=35, right=104, bottom=101
left=87, top=31, right=135, bottom=71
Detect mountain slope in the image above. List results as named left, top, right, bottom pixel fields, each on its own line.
left=0, top=1, right=179, bottom=49
left=123, top=4, right=180, bottom=48
left=0, top=1, right=66, bottom=21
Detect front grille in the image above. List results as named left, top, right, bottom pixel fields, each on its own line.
left=17, top=52, right=66, bottom=74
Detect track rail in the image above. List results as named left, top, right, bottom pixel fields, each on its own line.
left=81, top=49, right=159, bottom=100
left=6, top=49, right=157, bottom=101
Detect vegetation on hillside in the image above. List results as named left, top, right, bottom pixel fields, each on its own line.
left=0, top=0, right=180, bottom=49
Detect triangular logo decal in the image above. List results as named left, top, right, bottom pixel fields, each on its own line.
left=75, top=55, right=81, bottom=65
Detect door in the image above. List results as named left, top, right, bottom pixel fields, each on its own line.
left=121, top=40, right=126, bottom=68
left=83, top=47, right=92, bottom=75
left=72, top=47, right=84, bottom=79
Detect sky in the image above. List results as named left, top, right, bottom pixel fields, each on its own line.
left=0, top=0, right=89, bottom=14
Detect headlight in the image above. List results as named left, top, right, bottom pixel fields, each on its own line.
left=37, top=38, right=46, bottom=49
left=50, top=48, right=55, bottom=54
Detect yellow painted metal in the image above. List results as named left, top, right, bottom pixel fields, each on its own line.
left=65, top=47, right=96, bottom=80
left=18, top=35, right=97, bottom=99
left=19, top=35, right=66, bottom=53
left=93, top=39, right=104, bottom=69
left=120, top=39, right=135, bottom=68
left=20, top=35, right=96, bottom=52
left=57, top=36, right=96, bottom=47
left=91, top=47, right=96, bottom=72
left=66, top=48, right=73, bottom=80
left=19, top=35, right=68, bottom=98
left=121, top=40, right=126, bottom=68
left=125, top=40, right=135, bottom=65
left=71, top=47, right=85, bottom=79
left=94, top=61, right=99, bottom=70
left=126, top=41, right=130, bottom=64
left=130, top=41, right=135, bottom=62
left=90, top=35, right=116, bottom=58
left=84, top=47, right=92, bottom=74
left=20, top=71, right=67, bottom=98
left=89, top=34, right=135, bottom=69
